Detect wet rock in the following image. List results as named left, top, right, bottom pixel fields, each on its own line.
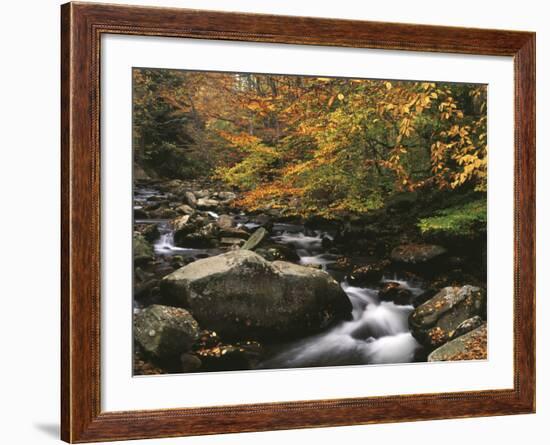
left=150, top=207, right=177, bottom=219
left=194, top=190, right=210, bottom=199
left=160, top=250, right=352, bottom=340
left=159, top=179, right=184, bottom=194
left=134, top=305, right=201, bottom=359
left=241, top=227, right=268, bottom=250
left=409, top=285, right=486, bottom=349
left=449, top=315, right=483, bottom=341
left=137, top=223, right=160, bottom=242
left=218, top=191, right=237, bottom=202
left=197, top=198, right=220, bottom=210
left=216, top=214, right=234, bottom=230
left=391, top=243, right=447, bottom=265
left=172, top=215, right=218, bottom=248
left=181, top=223, right=219, bottom=248
left=176, top=204, right=195, bottom=215
left=378, top=282, right=413, bottom=305
left=428, top=324, right=487, bottom=362
left=184, top=191, right=197, bottom=208
left=133, top=233, right=154, bottom=265
left=348, top=260, right=391, bottom=285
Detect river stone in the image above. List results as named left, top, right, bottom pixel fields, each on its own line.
left=391, top=243, right=446, bottom=264
left=160, top=179, right=184, bottom=193
left=134, top=305, right=200, bottom=359
left=409, top=285, right=486, bottom=349
left=348, top=260, right=390, bottom=285
left=194, top=190, right=210, bottom=199
left=176, top=204, right=195, bottom=215
left=197, top=198, right=220, bottom=209
left=133, top=233, right=154, bottom=265
left=449, top=315, right=484, bottom=341
left=184, top=191, right=197, bottom=208
left=137, top=223, right=159, bottom=242
left=220, top=237, right=244, bottom=246
left=241, top=227, right=267, bottom=250
left=217, top=214, right=234, bottom=230
left=428, top=324, right=487, bottom=362
left=218, top=191, right=237, bottom=201
left=160, top=250, right=352, bottom=340
left=378, top=282, right=413, bottom=305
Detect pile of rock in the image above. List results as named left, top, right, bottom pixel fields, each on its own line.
left=134, top=250, right=353, bottom=372
left=408, top=285, right=487, bottom=361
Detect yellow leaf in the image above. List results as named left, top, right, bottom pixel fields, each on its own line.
left=385, top=82, right=392, bottom=90
left=337, top=93, right=345, bottom=100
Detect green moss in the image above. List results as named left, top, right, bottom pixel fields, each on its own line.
left=417, top=199, right=486, bottom=238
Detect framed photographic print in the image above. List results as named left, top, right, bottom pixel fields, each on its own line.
left=61, top=2, right=535, bottom=442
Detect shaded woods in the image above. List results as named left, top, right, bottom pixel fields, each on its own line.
left=132, top=68, right=488, bottom=375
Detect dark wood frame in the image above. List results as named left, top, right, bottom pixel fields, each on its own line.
left=61, top=2, right=536, bottom=442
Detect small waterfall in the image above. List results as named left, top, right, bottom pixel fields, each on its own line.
left=152, top=221, right=194, bottom=255
left=259, top=227, right=423, bottom=369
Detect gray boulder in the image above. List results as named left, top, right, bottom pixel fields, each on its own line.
left=160, top=250, right=352, bottom=340
left=134, top=305, right=201, bottom=358
left=428, top=324, right=487, bottom=362
left=409, top=285, right=486, bottom=349
left=391, top=243, right=446, bottom=264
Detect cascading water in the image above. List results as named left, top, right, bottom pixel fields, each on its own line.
left=259, top=226, right=422, bottom=368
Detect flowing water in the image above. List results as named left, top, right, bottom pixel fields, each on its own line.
left=135, top=185, right=423, bottom=368
left=259, top=226, right=422, bottom=368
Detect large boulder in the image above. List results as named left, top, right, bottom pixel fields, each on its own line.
left=391, top=243, right=446, bottom=265
left=160, top=250, right=352, bottom=340
left=409, top=285, right=486, bottom=349
left=428, top=324, right=487, bottom=362
left=134, top=305, right=201, bottom=359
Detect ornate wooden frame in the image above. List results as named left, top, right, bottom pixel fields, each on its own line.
left=61, top=2, right=536, bottom=442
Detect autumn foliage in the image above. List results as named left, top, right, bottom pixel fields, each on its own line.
left=133, top=68, right=487, bottom=220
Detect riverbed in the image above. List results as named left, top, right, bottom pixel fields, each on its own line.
left=134, top=183, right=426, bottom=371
